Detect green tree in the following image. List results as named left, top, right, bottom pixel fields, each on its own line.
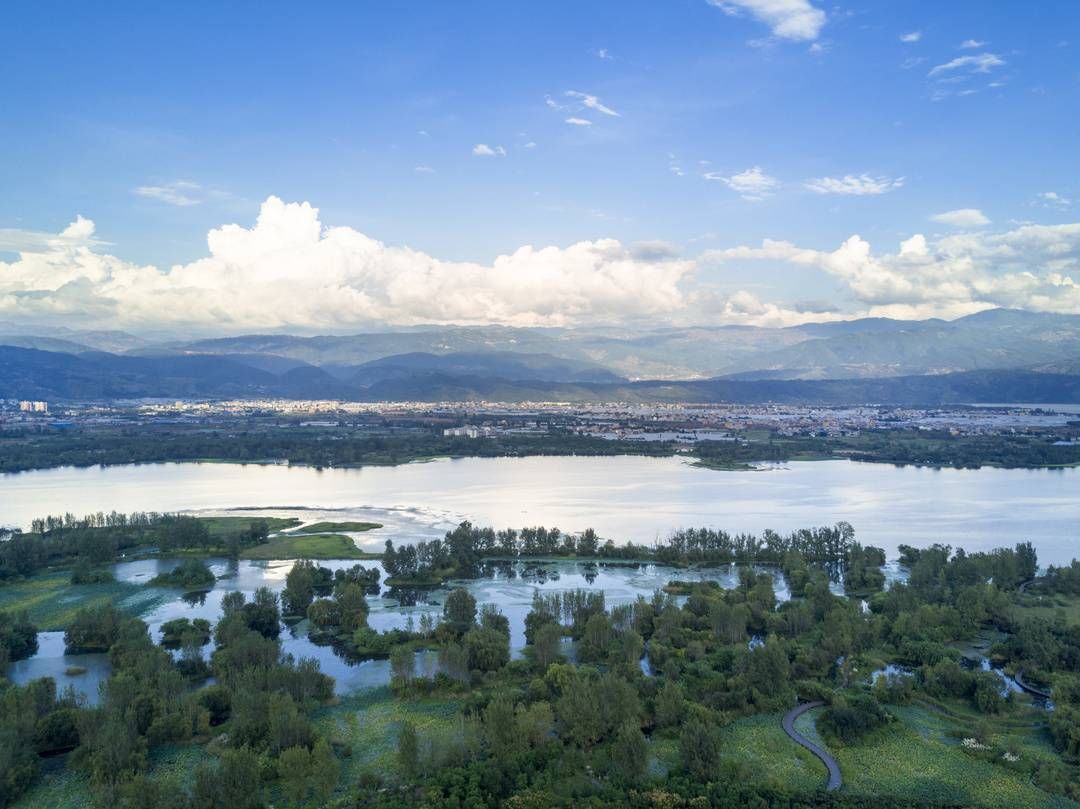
left=579, top=613, right=612, bottom=662
left=679, top=717, right=722, bottom=781
left=335, top=583, right=369, bottom=634
left=464, top=627, right=509, bottom=672
left=531, top=621, right=562, bottom=671
left=610, top=720, right=647, bottom=782
left=191, top=747, right=263, bottom=809
left=283, top=559, right=318, bottom=616
left=482, top=694, right=521, bottom=761
left=655, top=680, right=685, bottom=729
left=306, top=598, right=341, bottom=631
left=278, top=745, right=313, bottom=807
left=309, top=738, right=339, bottom=803
left=390, top=645, right=416, bottom=684
left=746, top=636, right=790, bottom=700
left=398, top=721, right=419, bottom=779
left=267, top=694, right=314, bottom=755
left=443, top=588, right=477, bottom=634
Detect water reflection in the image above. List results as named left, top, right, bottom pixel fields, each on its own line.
left=5, top=632, right=109, bottom=706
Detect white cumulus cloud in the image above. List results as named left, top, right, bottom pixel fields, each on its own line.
left=0, top=197, right=696, bottom=330
left=899, top=31, right=922, bottom=43
left=705, top=222, right=1080, bottom=320
left=931, top=208, right=990, bottom=227
left=472, top=144, right=506, bottom=157
left=708, top=0, right=826, bottom=42
left=704, top=166, right=780, bottom=200
left=6, top=198, right=1080, bottom=332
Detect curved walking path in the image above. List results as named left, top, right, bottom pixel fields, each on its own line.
left=782, top=701, right=842, bottom=791
left=1014, top=669, right=1052, bottom=701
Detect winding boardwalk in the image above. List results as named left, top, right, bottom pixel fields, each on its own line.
left=782, top=701, right=842, bottom=791
left=1015, top=669, right=1052, bottom=701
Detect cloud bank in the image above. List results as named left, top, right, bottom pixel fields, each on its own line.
left=0, top=197, right=694, bottom=330
left=706, top=223, right=1080, bottom=321
left=2, top=196, right=1079, bottom=331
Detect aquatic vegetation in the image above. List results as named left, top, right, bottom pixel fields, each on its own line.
left=717, top=713, right=822, bottom=792
left=240, top=533, right=378, bottom=560
left=835, top=720, right=1070, bottom=808
left=290, top=521, right=382, bottom=534
left=313, top=689, right=464, bottom=783
left=0, top=572, right=169, bottom=630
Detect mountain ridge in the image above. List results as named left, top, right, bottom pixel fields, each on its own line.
left=3, top=344, right=1080, bottom=405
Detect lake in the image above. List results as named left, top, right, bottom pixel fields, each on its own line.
left=1, top=456, right=1078, bottom=563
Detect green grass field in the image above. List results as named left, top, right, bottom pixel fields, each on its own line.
left=291, top=521, right=383, bottom=534
left=240, top=533, right=381, bottom=560
left=0, top=572, right=172, bottom=630
left=721, top=712, right=824, bottom=791
left=196, top=515, right=301, bottom=536
left=803, top=704, right=1074, bottom=809
left=1013, top=593, right=1080, bottom=627
left=891, top=700, right=1059, bottom=756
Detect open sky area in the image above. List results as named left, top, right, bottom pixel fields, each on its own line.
left=2, top=0, right=1079, bottom=332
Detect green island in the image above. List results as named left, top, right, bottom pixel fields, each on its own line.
left=241, top=534, right=380, bottom=561
left=2, top=512, right=1079, bottom=808
left=291, top=522, right=384, bottom=535
left=148, top=560, right=217, bottom=589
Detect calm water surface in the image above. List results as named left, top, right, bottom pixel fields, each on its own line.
left=1, top=456, right=1077, bottom=562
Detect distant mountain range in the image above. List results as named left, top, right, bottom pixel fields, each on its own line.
left=2, top=309, right=1080, bottom=404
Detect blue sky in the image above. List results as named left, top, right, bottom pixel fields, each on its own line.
left=1, top=1, right=1079, bottom=332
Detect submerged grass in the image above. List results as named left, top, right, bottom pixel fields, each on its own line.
left=313, top=688, right=464, bottom=785
left=0, top=572, right=171, bottom=630
left=12, top=744, right=210, bottom=809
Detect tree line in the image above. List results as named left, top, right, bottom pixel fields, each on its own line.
left=381, top=521, right=861, bottom=584
left=0, top=512, right=270, bottom=580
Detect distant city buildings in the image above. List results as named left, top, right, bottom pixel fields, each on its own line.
left=443, top=425, right=494, bottom=438
left=0, top=397, right=1072, bottom=442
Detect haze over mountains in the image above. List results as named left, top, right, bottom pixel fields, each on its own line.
left=3, top=309, right=1080, bottom=404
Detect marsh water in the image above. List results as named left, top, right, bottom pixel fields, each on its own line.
left=3, top=455, right=1078, bottom=702
left=4, top=556, right=798, bottom=703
